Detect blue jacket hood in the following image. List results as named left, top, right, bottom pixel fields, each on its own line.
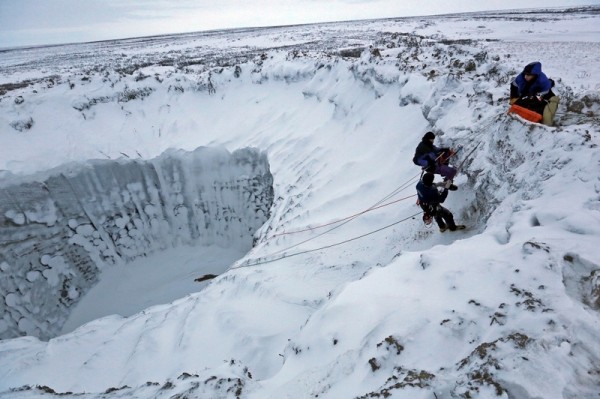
left=522, top=61, right=543, bottom=76
left=513, top=61, right=552, bottom=97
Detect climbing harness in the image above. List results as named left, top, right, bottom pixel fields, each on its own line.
left=419, top=145, right=462, bottom=179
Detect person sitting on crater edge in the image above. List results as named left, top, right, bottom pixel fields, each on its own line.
left=509, top=61, right=559, bottom=126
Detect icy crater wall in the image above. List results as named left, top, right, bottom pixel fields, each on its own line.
left=0, top=147, right=273, bottom=340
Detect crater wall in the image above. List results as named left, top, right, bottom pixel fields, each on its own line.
left=0, top=147, right=273, bottom=340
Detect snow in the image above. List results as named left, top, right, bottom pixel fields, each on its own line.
left=0, top=147, right=273, bottom=340
left=0, top=6, right=600, bottom=399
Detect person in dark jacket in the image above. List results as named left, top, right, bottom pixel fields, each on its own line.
left=509, top=61, right=559, bottom=126
left=413, top=131, right=457, bottom=190
left=416, top=172, right=465, bottom=232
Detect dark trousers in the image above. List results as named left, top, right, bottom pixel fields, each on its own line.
left=434, top=205, right=456, bottom=229
left=422, top=203, right=456, bottom=229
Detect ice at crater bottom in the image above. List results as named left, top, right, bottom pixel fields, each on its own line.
left=0, top=146, right=274, bottom=340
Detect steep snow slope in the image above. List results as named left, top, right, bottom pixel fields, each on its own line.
left=0, top=147, right=273, bottom=340
left=0, top=6, right=599, bottom=399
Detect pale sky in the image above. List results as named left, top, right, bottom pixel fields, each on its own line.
left=0, top=0, right=598, bottom=48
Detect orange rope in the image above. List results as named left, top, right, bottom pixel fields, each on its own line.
left=265, top=194, right=417, bottom=240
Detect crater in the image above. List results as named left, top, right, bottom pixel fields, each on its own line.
left=0, top=146, right=274, bottom=340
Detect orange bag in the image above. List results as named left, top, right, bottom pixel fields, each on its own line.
left=507, top=104, right=543, bottom=123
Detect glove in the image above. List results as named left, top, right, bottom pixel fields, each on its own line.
left=425, top=164, right=436, bottom=173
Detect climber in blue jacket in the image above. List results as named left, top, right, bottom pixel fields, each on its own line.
left=416, top=172, right=465, bottom=232
left=413, top=131, right=457, bottom=190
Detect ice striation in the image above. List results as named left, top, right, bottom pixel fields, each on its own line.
left=0, top=147, right=274, bottom=340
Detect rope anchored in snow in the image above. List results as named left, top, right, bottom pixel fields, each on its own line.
left=264, top=172, right=421, bottom=253
left=454, top=142, right=481, bottom=174
left=233, top=211, right=422, bottom=269
left=234, top=172, right=423, bottom=268
left=265, top=193, right=417, bottom=240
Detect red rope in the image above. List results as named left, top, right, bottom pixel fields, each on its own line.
left=265, top=193, right=417, bottom=240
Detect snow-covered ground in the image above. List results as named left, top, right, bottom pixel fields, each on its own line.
left=1, top=6, right=600, bottom=399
